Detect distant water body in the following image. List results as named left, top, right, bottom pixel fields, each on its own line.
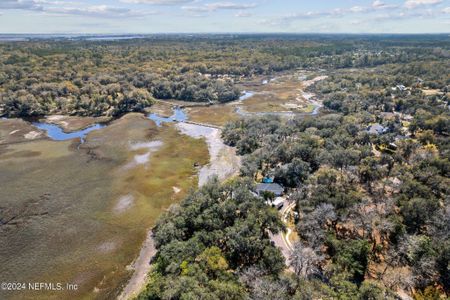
left=28, top=107, right=188, bottom=142
left=32, top=122, right=105, bottom=143
left=147, top=107, right=188, bottom=127
left=0, top=34, right=147, bottom=42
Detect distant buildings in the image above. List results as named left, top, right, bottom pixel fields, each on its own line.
left=394, top=84, right=406, bottom=91
left=397, top=85, right=406, bottom=91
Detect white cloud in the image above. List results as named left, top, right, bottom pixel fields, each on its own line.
left=0, top=0, right=156, bottom=18
left=276, top=2, right=403, bottom=25
left=442, top=7, right=450, bottom=13
left=349, top=6, right=367, bottom=13
left=120, top=0, right=192, bottom=4
left=208, top=2, right=257, bottom=10
left=0, top=0, right=42, bottom=10
left=235, top=11, right=252, bottom=17
left=350, top=20, right=363, bottom=25
left=372, top=1, right=398, bottom=9
left=404, top=0, right=442, bottom=9
left=182, top=2, right=257, bottom=12
left=45, top=5, right=156, bottom=18
left=265, top=0, right=448, bottom=28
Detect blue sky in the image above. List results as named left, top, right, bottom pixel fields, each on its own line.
left=0, top=0, right=449, bottom=33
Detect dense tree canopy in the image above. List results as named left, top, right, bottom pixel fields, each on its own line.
left=1, top=34, right=449, bottom=118
left=138, top=179, right=285, bottom=300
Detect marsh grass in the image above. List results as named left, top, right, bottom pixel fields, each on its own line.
left=239, top=75, right=311, bottom=113
left=0, top=114, right=208, bottom=300
left=185, top=105, right=240, bottom=126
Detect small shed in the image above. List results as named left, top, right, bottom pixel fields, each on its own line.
left=265, top=197, right=284, bottom=210
left=256, top=183, right=284, bottom=197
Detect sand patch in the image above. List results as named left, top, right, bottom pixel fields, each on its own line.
left=421, top=89, right=443, bottom=96
left=113, top=195, right=135, bottom=214
left=176, top=123, right=241, bottom=186
left=302, top=75, right=328, bottom=88
left=97, top=241, right=118, bottom=254
left=129, top=141, right=163, bottom=151
left=24, top=131, right=42, bottom=139
left=122, top=140, right=163, bottom=169
left=134, top=153, right=151, bottom=164
left=43, top=115, right=110, bottom=133
left=118, top=231, right=156, bottom=300
left=46, top=115, right=65, bottom=121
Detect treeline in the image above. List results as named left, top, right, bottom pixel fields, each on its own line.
left=0, top=72, right=240, bottom=117
left=1, top=35, right=449, bottom=118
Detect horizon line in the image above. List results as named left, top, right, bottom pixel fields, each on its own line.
left=1, top=32, right=450, bottom=36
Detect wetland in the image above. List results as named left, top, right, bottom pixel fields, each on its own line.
left=0, top=70, right=323, bottom=300
left=0, top=113, right=209, bottom=299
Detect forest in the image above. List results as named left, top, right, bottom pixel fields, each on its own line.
left=135, top=35, right=449, bottom=300
left=1, top=34, right=449, bottom=118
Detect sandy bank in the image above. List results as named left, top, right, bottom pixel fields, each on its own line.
left=43, top=115, right=110, bottom=133
left=175, top=122, right=241, bottom=187
left=117, top=231, right=156, bottom=300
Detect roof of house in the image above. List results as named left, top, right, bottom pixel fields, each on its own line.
left=262, top=177, right=274, bottom=183
left=367, top=123, right=387, bottom=135
left=256, top=183, right=284, bottom=194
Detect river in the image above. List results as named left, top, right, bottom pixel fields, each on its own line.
left=29, top=108, right=188, bottom=143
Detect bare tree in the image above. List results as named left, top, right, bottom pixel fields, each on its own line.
left=298, top=203, right=337, bottom=249
left=289, top=242, right=322, bottom=279
left=239, top=266, right=289, bottom=300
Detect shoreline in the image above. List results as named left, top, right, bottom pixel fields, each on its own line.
left=117, top=121, right=241, bottom=300
left=117, top=231, right=156, bottom=300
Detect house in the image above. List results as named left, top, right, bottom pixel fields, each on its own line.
left=256, top=183, right=284, bottom=197
left=396, top=85, right=406, bottom=91
left=367, top=123, right=388, bottom=135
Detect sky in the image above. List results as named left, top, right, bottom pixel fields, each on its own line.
left=0, top=0, right=449, bottom=34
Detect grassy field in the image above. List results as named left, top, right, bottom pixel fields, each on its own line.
left=0, top=114, right=208, bottom=300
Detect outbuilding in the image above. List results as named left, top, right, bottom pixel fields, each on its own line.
left=265, top=197, right=285, bottom=210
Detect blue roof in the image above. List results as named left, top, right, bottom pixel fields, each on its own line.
left=262, top=177, right=274, bottom=183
